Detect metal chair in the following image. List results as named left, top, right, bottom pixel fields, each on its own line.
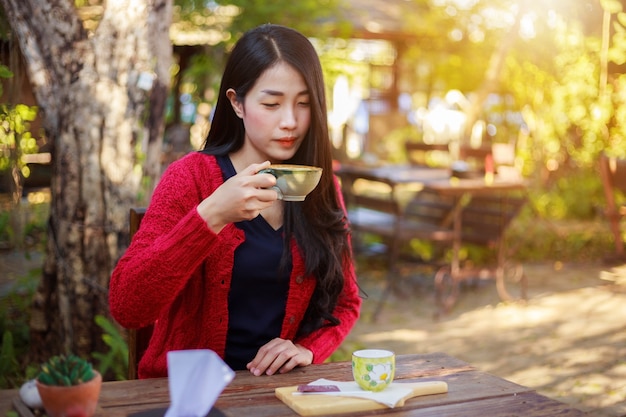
left=126, top=207, right=154, bottom=380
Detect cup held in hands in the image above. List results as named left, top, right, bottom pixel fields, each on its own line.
left=352, top=349, right=395, bottom=392
left=259, top=164, right=322, bottom=201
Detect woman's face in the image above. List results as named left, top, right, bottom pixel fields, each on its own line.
left=227, top=62, right=311, bottom=164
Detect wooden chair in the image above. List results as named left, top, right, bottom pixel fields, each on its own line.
left=343, top=178, right=456, bottom=320
left=459, top=145, right=492, bottom=172
left=599, top=153, right=626, bottom=258
left=126, top=207, right=154, bottom=380
left=405, top=141, right=493, bottom=173
left=404, top=141, right=450, bottom=168
left=433, top=193, right=527, bottom=316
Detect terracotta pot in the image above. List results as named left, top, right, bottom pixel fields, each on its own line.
left=36, top=370, right=102, bottom=417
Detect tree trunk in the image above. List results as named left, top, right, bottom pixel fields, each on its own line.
left=0, top=0, right=172, bottom=362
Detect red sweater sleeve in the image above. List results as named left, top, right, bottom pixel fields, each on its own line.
left=109, top=153, right=223, bottom=328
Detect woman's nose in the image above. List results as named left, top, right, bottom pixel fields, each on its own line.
left=279, top=107, right=297, bottom=129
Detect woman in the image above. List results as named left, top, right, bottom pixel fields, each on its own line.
left=109, top=24, right=361, bottom=379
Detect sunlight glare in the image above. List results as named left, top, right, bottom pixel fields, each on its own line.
left=445, top=5, right=458, bottom=17
left=432, top=0, right=477, bottom=9
left=468, top=27, right=485, bottom=43
left=360, top=329, right=430, bottom=344
left=449, top=28, right=463, bottom=42
left=547, top=9, right=560, bottom=29
left=519, top=13, right=536, bottom=39
left=482, top=7, right=515, bottom=30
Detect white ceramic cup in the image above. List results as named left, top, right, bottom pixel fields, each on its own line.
left=258, top=164, right=322, bottom=201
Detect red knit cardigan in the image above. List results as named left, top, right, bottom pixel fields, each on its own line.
left=109, top=152, right=361, bottom=378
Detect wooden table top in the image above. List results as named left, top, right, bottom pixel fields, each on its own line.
left=337, top=162, right=526, bottom=192
left=1, top=352, right=583, bottom=417
left=422, top=177, right=527, bottom=195
left=336, top=163, right=451, bottom=186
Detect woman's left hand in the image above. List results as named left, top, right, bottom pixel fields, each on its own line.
left=247, top=338, right=313, bottom=376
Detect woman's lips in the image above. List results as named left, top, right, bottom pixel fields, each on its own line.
left=277, top=137, right=297, bottom=147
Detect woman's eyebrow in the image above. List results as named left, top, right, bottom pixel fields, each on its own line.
left=260, top=89, right=310, bottom=96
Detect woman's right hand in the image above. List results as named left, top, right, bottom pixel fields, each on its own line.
left=196, top=161, right=278, bottom=233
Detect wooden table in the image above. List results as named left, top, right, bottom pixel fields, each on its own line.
left=1, top=353, right=584, bottom=416
left=336, top=163, right=451, bottom=187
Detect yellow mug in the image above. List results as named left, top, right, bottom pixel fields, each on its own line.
left=352, top=349, right=395, bottom=392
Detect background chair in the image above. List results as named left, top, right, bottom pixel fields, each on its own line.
left=458, top=145, right=492, bottom=172
left=342, top=177, right=456, bottom=320
left=599, top=153, right=626, bottom=259
left=405, top=141, right=494, bottom=174
left=126, top=207, right=154, bottom=380
left=433, top=193, right=527, bottom=316
left=404, top=141, right=450, bottom=168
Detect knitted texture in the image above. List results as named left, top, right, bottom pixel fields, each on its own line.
left=109, top=152, right=361, bottom=378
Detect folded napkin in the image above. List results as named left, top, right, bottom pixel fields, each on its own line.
left=295, top=378, right=413, bottom=408
left=164, top=349, right=235, bottom=417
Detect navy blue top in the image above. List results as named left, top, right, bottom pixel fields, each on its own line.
left=217, top=155, right=291, bottom=370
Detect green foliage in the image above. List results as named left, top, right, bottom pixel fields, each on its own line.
left=505, top=3, right=624, bottom=168
left=0, top=266, right=39, bottom=388
left=508, top=215, right=615, bottom=263
left=0, top=294, right=129, bottom=388
left=376, top=126, right=419, bottom=163
left=0, top=62, right=40, bottom=204
left=0, top=211, right=12, bottom=246
left=92, top=315, right=129, bottom=381
left=37, top=354, right=95, bottom=386
left=0, top=102, right=39, bottom=176
left=528, top=171, right=603, bottom=221
left=0, top=65, right=13, bottom=80
left=169, top=0, right=351, bottom=132
left=0, top=331, right=19, bottom=387
left=221, top=0, right=344, bottom=39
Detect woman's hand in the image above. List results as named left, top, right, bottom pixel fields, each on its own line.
left=247, top=338, right=313, bottom=376
left=197, top=161, right=278, bottom=233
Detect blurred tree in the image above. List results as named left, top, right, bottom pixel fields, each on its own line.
left=0, top=0, right=172, bottom=363
left=489, top=0, right=625, bottom=156
left=503, top=0, right=626, bottom=218
left=167, top=0, right=345, bottom=127
left=174, top=0, right=336, bottom=30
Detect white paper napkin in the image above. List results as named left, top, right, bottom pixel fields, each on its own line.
left=164, top=349, right=235, bottom=417
left=295, top=378, right=413, bottom=408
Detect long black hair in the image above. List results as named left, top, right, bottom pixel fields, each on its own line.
left=201, top=24, right=352, bottom=336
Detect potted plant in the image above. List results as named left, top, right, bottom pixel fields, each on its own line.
left=35, top=354, right=102, bottom=417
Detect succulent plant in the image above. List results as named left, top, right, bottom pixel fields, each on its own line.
left=37, top=354, right=96, bottom=386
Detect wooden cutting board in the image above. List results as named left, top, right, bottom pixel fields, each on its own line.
left=275, top=381, right=448, bottom=416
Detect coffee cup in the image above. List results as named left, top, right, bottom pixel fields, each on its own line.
left=258, top=164, right=322, bottom=201
left=352, top=349, right=395, bottom=392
